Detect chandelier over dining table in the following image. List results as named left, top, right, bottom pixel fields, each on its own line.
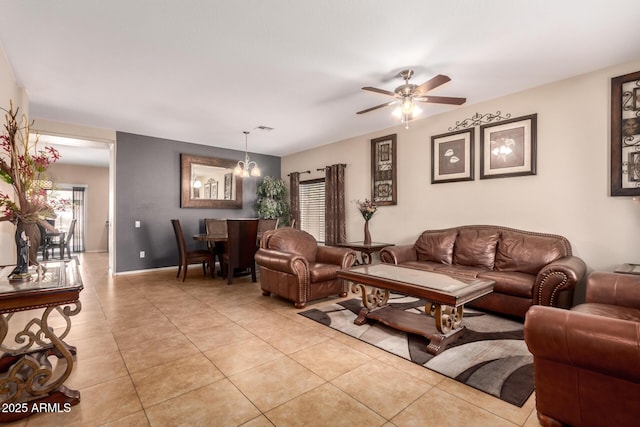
left=234, top=131, right=261, bottom=177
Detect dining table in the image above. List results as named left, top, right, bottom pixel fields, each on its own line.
left=192, top=231, right=264, bottom=278
left=192, top=231, right=265, bottom=243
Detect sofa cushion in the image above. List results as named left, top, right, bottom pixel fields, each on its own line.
left=308, top=262, right=339, bottom=282
left=572, top=303, right=640, bottom=322
left=453, top=229, right=500, bottom=269
left=401, top=260, right=440, bottom=272
left=414, top=230, right=457, bottom=264
left=266, top=228, right=318, bottom=261
left=432, top=264, right=488, bottom=278
left=477, top=270, right=536, bottom=298
left=495, top=231, right=567, bottom=275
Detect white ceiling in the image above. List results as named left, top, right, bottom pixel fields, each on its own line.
left=1, top=0, right=640, bottom=162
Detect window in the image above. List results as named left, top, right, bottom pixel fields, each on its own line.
left=299, top=178, right=325, bottom=243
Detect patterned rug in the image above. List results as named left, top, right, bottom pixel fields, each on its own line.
left=299, top=294, right=534, bottom=407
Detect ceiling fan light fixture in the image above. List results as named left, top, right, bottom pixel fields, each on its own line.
left=401, top=97, right=414, bottom=114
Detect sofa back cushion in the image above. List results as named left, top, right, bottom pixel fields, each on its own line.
left=414, top=230, right=457, bottom=264
left=264, top=228, right=318, bottom=261
left=495, top=230, right=569, bottom=274
left=453, top=229, right=500, bottom=269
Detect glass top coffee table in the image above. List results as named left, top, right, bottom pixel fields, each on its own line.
left=337, top=263, right=494, bottom=355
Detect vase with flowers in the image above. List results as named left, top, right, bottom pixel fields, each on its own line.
left=1, top=100, right=60, bottom=280
left=356, top=198, right=377, bottom=245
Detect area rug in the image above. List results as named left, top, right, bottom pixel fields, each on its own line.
left=299, top=294, right=534, bottom=407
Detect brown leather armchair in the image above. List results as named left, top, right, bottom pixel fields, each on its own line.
left=524, top=271, right=640, bottom=427
left=255, top=228, right=357, bottom=308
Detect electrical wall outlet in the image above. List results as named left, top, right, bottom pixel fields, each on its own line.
left=135, top=221, right=141, bottom=228
left=139, top=251, right=145, bottom=258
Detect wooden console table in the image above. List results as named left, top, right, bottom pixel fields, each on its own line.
left=335, top=241, right=393, bottom=265
left=0, top=260, right=83, bottom=422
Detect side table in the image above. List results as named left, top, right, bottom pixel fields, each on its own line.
left=0, top=259, right=83, bottom=422
left=614, top=263, right=640, bottom=275
left=336, top=241, right=394, bottom=265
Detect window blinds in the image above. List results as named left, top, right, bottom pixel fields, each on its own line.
left=299, top=179, right=325, bottom=243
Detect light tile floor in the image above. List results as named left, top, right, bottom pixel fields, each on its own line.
left=6, top=253, right=543, bottom=426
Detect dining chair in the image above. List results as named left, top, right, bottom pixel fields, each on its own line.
left=221, top=219, right=259, bottom=285
left=171, top=219, right=214, bottom=281
left=204, top=218, right=227, bottom=277
left=45, top=219, right=77, bottom=259
left=257, top=218, right=279, bottom=234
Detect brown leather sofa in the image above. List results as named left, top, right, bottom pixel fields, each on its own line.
left=255, top=228, right=357, bottom=308
left=524, top=272, right=640, bottom=427
left=380, top=225, right=586, bottom=318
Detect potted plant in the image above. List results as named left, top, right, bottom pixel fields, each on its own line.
left=1, top=100, right=60, bottom=278
left=256, top=176, right=290, bottom=226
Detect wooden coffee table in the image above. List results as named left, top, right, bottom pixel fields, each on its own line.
left=337, top=264, right=494, bottom=355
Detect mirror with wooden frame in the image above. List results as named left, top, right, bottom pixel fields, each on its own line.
left=180, top=154, right=243, bottom=208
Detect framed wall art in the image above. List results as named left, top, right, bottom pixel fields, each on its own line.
left=480, top=114, right=537, bottom=179
left=371, top=134, right=397, bottom=205
left=611, top=70, right=640, bottom=196
left=431, top=128, right=474, bottom=184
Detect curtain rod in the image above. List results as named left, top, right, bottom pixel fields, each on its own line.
left=317, top=163, right=347, bottom=172
left=286, top=170, right=311, bottom=177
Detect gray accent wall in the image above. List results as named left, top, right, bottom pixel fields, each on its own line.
left=115, top=132, right=281, bottom=273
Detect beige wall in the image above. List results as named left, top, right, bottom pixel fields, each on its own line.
left=47, top=164, right=110, bottom=252
left=0, top=42, right=28, bottom=265
left=282, top=58, right=640, bottom=272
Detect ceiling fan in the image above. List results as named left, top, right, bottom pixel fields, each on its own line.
left=357, top=70, right=466, bottom=128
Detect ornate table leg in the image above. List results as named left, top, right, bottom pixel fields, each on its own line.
left=351, top=284, right=389, bottom=325
left=426, top=303, right=465, bottom=354
left=0, top=302, right=82, bottom=422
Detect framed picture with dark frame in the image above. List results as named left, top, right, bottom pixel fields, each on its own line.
left=371, top=134, right=397, bottom=205
left=431, top=128, right=474, bottom=184
left=611, top=70, right=640, bottom=196
left=480, top=114, right=537, bottom=179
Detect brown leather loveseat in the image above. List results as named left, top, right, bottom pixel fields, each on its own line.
left=255, top=228, right=357, bottom=308
left=524, top=272, right=640, bottom=427
left=380, top=225, right=587, bottom=318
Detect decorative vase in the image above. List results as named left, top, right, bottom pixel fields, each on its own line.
left=363, top=219, right=371, bottom=245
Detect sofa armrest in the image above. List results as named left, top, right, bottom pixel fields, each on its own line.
left=534, top=256, right=587, bottom=307
left=255, top=248, right=309, bottom=275
left=316, top=246, right=357, bottom=269
left=524, top=305, right=640, bottom=382
left=380, top=244, right=417, bottom=264
left=585, top=271, right=640, bottom=308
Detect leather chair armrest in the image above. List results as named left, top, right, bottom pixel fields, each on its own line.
left=524, top=305, right=640, bottom=382
left=316, top=246, right=357, bottom=268
left=585, top=271, right=640, bottom=308
left=380, top=244, right=417, bottom=264
left=255, top=248, right=309, bottom=275
left=534, top=256, right=587, bottom=307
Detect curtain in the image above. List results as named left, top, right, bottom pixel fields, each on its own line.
left=72, top=187, right=85, bottom=252
left=324, top=164, right=346, bottom=245
left=289, top=172, right=300, bottom=229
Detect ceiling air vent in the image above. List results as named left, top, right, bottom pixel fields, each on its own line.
left=255, top=126, right=274, bottom=131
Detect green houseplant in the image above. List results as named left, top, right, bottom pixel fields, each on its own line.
left=256, top=176, right=290, bottom=226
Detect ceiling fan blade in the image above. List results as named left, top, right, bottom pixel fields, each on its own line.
left=416, top=74, right=451, bottom=94
left=356, top=100, right=398, bottom=114
left=416, top=95, right=466, bottom=105
left=362, top=86, right=396, bottom=97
